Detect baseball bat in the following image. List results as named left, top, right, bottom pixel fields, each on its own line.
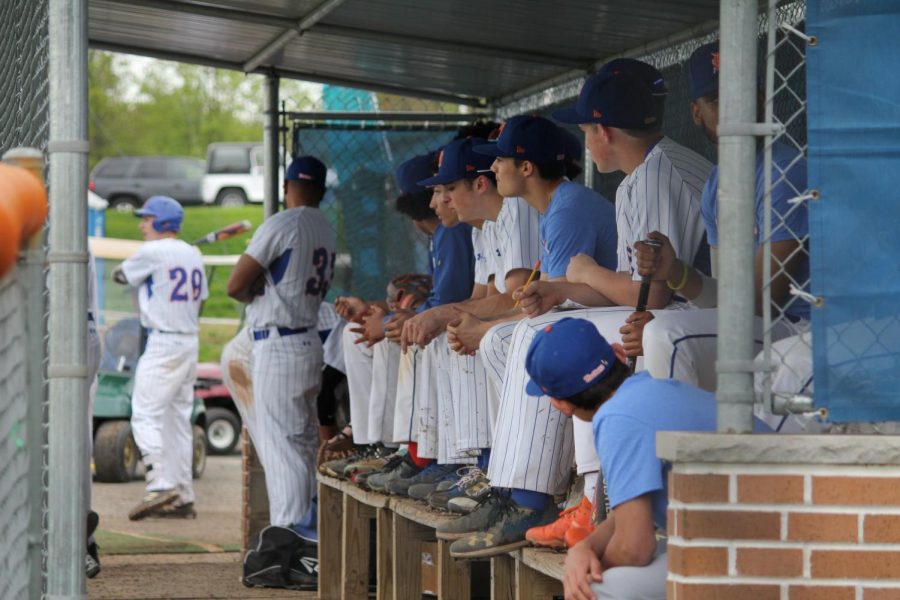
left=627, top=239, right=663, bottom=373
left=191, top=220, right=253, bottom=246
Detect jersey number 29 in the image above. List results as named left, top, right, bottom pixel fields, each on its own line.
left=169, top=267, right=203, bottom=302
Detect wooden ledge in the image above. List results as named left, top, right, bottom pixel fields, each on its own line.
left=390, top=496, right=462, bottom=529
left=515, top=548, right=566, bottom=581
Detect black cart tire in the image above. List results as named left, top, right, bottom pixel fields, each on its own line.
left=94, top=420, right=139, bottom=483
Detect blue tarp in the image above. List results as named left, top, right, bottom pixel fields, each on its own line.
left=807, top=1, right=900, bottom=421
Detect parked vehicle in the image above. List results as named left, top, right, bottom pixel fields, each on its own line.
left=89, top=155, right=206, bottom=213
left=201, top=142, right=283, bottom=207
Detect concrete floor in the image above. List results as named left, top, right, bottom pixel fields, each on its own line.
left=87, top=455, right=315, bottom=599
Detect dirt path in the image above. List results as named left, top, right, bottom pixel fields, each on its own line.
left=87, top=455, right=315, bottom=599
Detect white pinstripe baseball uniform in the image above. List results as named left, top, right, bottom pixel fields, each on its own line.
left=243, top=206, right=336, bottom=528
left=437, top=197, right=542, bottom=455
left=488, top=139, right=713, bottom=494
left=122, top=238, right=208, bottom=504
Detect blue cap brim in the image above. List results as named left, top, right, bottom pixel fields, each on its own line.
left=551, top=106, right=591, bottom=125
left=472, top=142, right=505, bottom=157
left=134, top=209, right=153, bottom=217
left=417, top=173, right=462, bottom=187
left=525, top=379, right=545, bottom=397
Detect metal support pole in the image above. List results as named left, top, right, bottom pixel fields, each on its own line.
left=47, top=0, right=89, bottom=597
left=263, top=72, right=280, bottom=219
left=716, top=0, right=759, bottom=433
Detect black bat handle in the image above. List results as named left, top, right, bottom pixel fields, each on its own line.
left=627, top=239, right=663, bottom=374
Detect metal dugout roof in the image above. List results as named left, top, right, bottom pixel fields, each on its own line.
left=88, top=0, right=720, bottom=108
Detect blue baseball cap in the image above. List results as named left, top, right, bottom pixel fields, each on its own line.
left=552, top=58, right=664, bottom=129
left=285, top=155, right=327, bottom=187
left=525, top=318, right=618, bottom=398
left=135, top=195, right=183, bottom=233
left=417, top=138, right=494, bottom=187
left=473, top=115, right=566, bottom=164
left=396, top=152, right=438, bottom=194
left=688, top=41, right=720, bottom=100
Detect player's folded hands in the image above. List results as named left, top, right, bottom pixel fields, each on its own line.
left=563, top=540, right=604, bottom=600
left=620, top=310, right=655, bottom=357
left=446, top=308, right=481, bottom=356
left=351, top=305, right=386, bottom=347
left=335, top=295, right=368, bottom=322
left=384, top=310, right=413, bottom=343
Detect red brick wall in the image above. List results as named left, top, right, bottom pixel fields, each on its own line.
left=667, top=466, right=900, bottom=599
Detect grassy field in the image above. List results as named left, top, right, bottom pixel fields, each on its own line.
left=103, top=205, right=264, bottom=362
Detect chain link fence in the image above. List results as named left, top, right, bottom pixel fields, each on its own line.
left=0, top=0, right=50, bottom=598
left=286, top=88, right=480, bottom=301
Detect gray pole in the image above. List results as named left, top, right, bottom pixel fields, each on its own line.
left=263, top=73, right=280, bottom=219
left=47, top=0, right=89, bottom=596
left=716, top=0, right=759, bottom=433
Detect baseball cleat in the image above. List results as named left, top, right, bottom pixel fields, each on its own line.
left=526, top=496, right=592, bottom=550
left=449, top=501, right=557, bottom=559
left=128, top=489, right=179, bottom=521
left=149, top=501, right=197, bottom=519
left=242, top=525, right=317, bottom=591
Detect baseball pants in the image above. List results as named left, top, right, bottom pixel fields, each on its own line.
left=442, top=346, right=495, bottom=454
left=131, top=332, right=197, bottom=504
left=367, top=339, right=401, bottom=445
left=392, top=347, right=418, bottom=443
left=250, top=329, right=321, bottom=528
left=590, top=540, right=667, bottom=600
left=486, top=307, right=638, bottom=495
left=221, top=328, right=255, bottom=431
left=642, top=307, right=806, bottom=391
left=342, top=325, right=376, bottom=444
left=480, top=320, right=519, bottom=399
left=414, top=334, right=442, bottom=459
left=433, top=339, right=477, bottom=464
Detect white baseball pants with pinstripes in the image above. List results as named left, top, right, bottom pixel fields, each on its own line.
left=440, top=346, right=496, bottom=454
left=393, top=347, right=418, bottom=443
left=249, top=330, right=321, bottom=527
left=483, top=307, right=639, bottom=495
left=342, top=325, right=400, bottom=446
left=131, top=332, right=198, bottom=504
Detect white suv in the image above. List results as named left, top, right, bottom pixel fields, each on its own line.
left=201, top=142, right=283, bottom=206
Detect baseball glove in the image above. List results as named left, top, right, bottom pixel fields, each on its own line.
left=386, top=273, right=432, bottom=311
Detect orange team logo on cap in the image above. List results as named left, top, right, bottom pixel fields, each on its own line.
left=437, top=150, right=444, bottom=167
left=496, top=122, right=506, bottom=137
left=592, top=109, right=602, bottom=118
left=544, top=325, right=553, bottom=333
left=516, top=145, right=526, bottom=154
left=582, top=359, right=609, bottom=383
left=711, top=51, right=720, bottom=74
left=465, top=164, right=476, bottom=172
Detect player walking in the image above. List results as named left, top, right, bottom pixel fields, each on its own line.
left=227, top=156, right=336, bottom=591
left=115, top=196, right=208, bottom=521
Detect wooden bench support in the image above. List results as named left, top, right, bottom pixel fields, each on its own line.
left=436, top=538, right=470, bottom=600
left=491, top=554, right=516, bottom=600
left=376, top=507, right=394, bottom=600
left=391, top=512, right=432, bottom=600
left=514, top=549, right=564, bottom=600
left=318, top=480, right=344, bottom=599
left=342, top=493, right=375, bottom=600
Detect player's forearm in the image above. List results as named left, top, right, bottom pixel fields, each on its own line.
left=584, top=515, right=615, bottom=557
left=553, top=280, right=614, bottom=307
left=459, top=292, right=515, bottom=319
left=601, top=533, right=657, bottom=569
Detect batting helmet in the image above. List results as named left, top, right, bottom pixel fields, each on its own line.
left=135, top=196, right=183, bottom=233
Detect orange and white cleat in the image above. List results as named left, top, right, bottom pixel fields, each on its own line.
left=525, top=496, right=593, bottom=550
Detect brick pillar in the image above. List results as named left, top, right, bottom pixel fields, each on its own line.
left=659, top=433, right=900, bottom=599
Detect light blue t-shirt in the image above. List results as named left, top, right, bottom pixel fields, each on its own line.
left=592, top=372, right=769, bottom=530
left=700, top=141, right=810, bottom=320
left=419, top=223, right=474, bottom=311
left=539, top=180, right=617, bottom=278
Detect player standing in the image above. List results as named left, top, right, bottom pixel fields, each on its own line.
left=227, top=156, right=336, bottom=591
left=115, top=196, right=208, bottom=521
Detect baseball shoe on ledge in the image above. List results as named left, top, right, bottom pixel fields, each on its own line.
left=128, top=490, right=179, bottom=521
left=435, top=492, right=508, bottom=541
left=243, top=525, right=317, bottom=591
left=526, top=496, right=592, bottom=550
left=449, top=500, right=557, bottom=559
left=388, top=462, right=458, bottom=497
left=366, top=453, right=422, bottom=493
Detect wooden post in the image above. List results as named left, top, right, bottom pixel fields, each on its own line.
left=392, top=513, right=431, bottom=600
left=436, top=538, right=470, bottom=600
left=491, top=554, right=516, bottom=600
left=318, top=480, right=344, bottom=599
left=376, top=507, right=394, bottom=600
left=514, top=560, right=563, bottom=600
left=341, top=494, right=373, bottom=599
